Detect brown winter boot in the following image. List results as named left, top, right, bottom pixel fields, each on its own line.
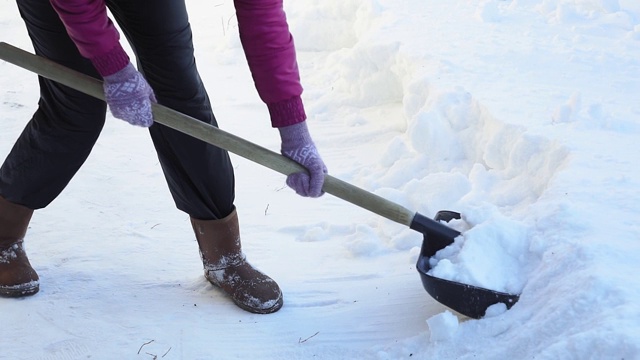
left=190, top=208, right=283, bottom=314
left=0, top=195, right=39, bottom=297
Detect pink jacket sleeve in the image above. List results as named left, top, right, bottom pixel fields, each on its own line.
left=235, top=0, right=307, bottom=127
left=50, top=0, right=129, bottom=76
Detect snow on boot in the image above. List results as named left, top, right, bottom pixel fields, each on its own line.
left=190, top=208, right=283, bottom=314
left=0, top=196, right=39, bottom=297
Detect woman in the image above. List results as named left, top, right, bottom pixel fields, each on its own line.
left=0, top=0, right=326, bottom=314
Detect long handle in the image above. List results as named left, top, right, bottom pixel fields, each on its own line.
left=0, top=42, right=416, bottom=227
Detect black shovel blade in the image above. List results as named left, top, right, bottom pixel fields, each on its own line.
left=411, top=211, right=520, bottom=319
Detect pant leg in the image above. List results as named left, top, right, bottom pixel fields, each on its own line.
left=0, top=0, right=107, bottom=209
left=106, top=0, right=235, bottom=220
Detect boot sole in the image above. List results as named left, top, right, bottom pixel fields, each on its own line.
left=0, top=282, right=39, bottom=297
left=234, top=293, right=283, bottom=315
left=206, top=275, right=283, bottom=314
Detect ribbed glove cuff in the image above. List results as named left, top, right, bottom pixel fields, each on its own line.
left=278, top=121, right=313, bottom=148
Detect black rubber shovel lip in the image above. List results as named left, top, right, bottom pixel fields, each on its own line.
left=412, top=211, right=520, bottom=319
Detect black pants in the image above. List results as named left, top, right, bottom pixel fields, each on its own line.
left=0, top=0, right=235, bottom=220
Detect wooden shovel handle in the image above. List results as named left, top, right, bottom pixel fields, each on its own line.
left=0, top=41, right=415, bottom=227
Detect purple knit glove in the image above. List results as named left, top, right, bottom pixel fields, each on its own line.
left=279, top=122, right=327, bottom=198
left=103, top=63, right=156, bottom=127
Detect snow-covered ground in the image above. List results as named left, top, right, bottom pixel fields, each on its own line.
left=1, top=0, right=639, bottom=359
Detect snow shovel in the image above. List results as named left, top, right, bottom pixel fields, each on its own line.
left=0, top=42, right=519, bottom=319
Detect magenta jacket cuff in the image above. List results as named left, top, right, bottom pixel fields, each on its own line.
left=267, top=96, right=306, bottom=128
left=90, top=42, right=130, bottom=77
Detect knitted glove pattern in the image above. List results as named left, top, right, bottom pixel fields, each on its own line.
left=279, top=122, right=327, bottom=198
left=103, top=63, right=156, bottom=127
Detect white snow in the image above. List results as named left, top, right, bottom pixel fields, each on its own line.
left=1, top=0, right=639, bottom=359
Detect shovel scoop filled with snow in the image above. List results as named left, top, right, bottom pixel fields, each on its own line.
left=0, top=41, right=520, bottom=320
left=413, top=210, right=520, bottom=319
